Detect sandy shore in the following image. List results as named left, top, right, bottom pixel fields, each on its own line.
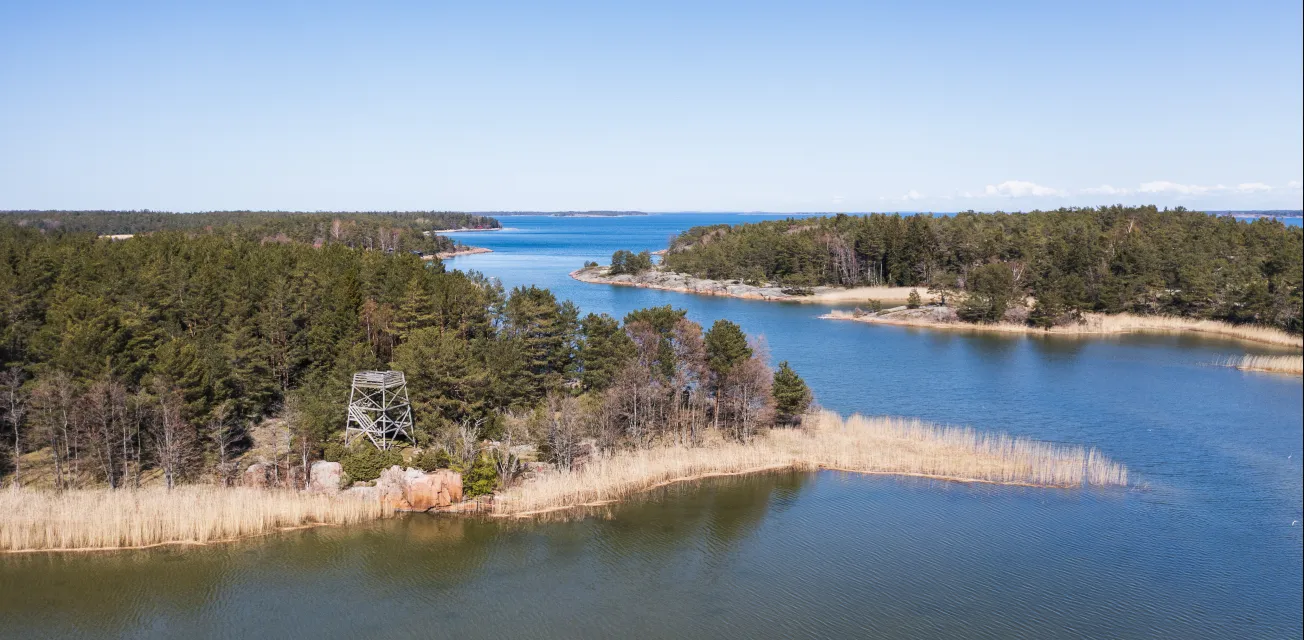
left=571, top=266, right=934, bottom=304
left=428, top=246, right=494, bottom=259
left=823, top=308, right=1304, bottom=349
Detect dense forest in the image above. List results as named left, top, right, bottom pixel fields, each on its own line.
left=0, top=223, right=807, bottom=491
left=661, top=206, right=1303, bottom=333
left=0, top=210, right=500, bottom=256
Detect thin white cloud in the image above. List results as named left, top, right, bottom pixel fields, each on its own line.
left=1082, top=184, right=1132, bottom=196
left=1137, top=181, right=1220, bottom=195
left=1236, top=182, right=1272, bottom=193
left=900, top=190, right=924, bottom=201
left=983, top=180, right=1064, bottom=197
left=1286, top=180, right=1301, bottom=189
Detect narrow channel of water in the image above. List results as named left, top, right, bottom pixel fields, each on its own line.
left=2, top=213, right=1300, bottom=639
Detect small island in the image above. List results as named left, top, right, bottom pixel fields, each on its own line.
left=576, top=206, right=1303, bottom=352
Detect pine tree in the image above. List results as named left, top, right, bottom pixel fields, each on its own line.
left=503, top=286, right=578, bottom=399
left=771, top=361, right=811, bottom=424
left=704, top=319, right=752, bottom=431
left=577, top=313, right=635, bottom=391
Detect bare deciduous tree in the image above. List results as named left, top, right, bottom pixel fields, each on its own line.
left=206, top=401, right=242, bottom=487
left=1, top=367, right=28, bottom=487
left=150, top=382, right=194, bottom=490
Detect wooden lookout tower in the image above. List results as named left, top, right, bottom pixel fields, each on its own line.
left=345, top=371, right=414, bottom=450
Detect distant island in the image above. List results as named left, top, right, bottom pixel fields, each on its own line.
left=0, top=209, right=500, bottom=257
left=477, top=211, right=648, bottom=217
left=1210, top=210, right=1303, bottom=219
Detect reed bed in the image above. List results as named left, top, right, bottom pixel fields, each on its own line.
left=494, top=411, right=1127, bottom=516
left=823, top=310, right=1303, bottom=349
left=1224, top=354, right=1304, bottom=375
left=0, top=486, right=392, bottom=552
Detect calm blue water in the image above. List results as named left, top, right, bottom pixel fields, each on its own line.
left=3, top=213, right=1300, bottom=639
left=446, top=214, right=1304, bottom=636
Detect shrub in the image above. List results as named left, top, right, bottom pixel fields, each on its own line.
left=413, top=448, right=451, bottom=472
left=868, top=299, right=883, bottom=313
left=906, top=289, right=922, bottom=309
left=464, top=454, right=499, bottom=497
left=339, top=443, right=404, bottom=482
left=322, top=440, right=345, bottom=462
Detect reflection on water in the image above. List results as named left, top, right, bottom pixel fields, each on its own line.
left=3, top=471, right=1299, bottom=639
left=2, top=214, right=1300, bottom=638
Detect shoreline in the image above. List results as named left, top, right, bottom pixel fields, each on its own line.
left=3, top=411, right=1127, bottom=552
left=569, top=266, right=1301, bottom=350
left=428, top=246, right=494, bottom=260
left=429, top=227, right=503, bottom=233
left=570, top=265, right=933, bottom=304
left=822, top=308, right=1303, bottom=349
left=491, top=411, right=1127, bottom=518
left=0, top=486, right=391, bottom=554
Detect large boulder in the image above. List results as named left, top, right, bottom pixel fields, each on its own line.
left=308, top=461, right=342, bottom=494
left=376, top=466, right=413, bottom=511
left=373, top=465, right=464, bottom=511
left=243, top=463, right=269, bottom=488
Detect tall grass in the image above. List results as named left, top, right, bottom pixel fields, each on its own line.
left=1225, top=354, right=1304, bottom=375
left=823, top=310, right=1303, bottom=349
left=0, top=486, right=392, bottom=552
left=495, top=411, right=1127, bottom=516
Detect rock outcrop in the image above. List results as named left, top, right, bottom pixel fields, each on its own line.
left=374, top=466, right=464, bottom=511
left=308, top=461, right=342, bottom=494
left=243, top=463, right=269, bottom=488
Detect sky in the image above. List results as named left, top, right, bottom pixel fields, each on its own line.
left=1, top=1, right=1301, bottom=213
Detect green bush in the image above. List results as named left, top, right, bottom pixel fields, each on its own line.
left=464, top=454, right=498, bottom=497
left=339, top=444, right=404, bottom=482
left=413, top=448, right=451, bottom=472
left=906, top=289, right=922, bottom=309
left=322, top=440, right=345, bottom=462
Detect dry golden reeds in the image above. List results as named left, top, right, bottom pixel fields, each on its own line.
left=0, top=486, right=392, bottom=552
left=1224, top=354, right=1304, bottom=375
left=494, top=411, right=1127, bottom=517
left=823, top=310, right=1303, bottom=349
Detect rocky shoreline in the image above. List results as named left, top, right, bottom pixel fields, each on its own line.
left=822, top=308, right=1304, bottom=348
left=430, top=246, right=494, bottom=259
left=570, top=265, right=926, bottom=304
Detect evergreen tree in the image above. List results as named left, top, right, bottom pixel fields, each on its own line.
left=503, top=286, right=578, bottom=399
left=390, top=328, right=489, bottom=440
left=577, top=313, right=635, bottom=391
left=705, top=319, right=752, bottom=377
left=772, top=361, right=811, bottom=423
left=704, top=319, right=752, bottom=430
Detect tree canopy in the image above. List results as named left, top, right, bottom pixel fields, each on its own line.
left=660, top=207, right=1303, bottom=332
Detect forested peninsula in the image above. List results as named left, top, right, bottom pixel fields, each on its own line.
left=0, top=214, right=1125, bottom=551
left=585, top=206, right=1302, bottom=344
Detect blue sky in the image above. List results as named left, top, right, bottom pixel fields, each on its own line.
left=1, top=1, right=1300, bottom=212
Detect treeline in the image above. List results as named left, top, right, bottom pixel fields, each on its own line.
left=0, top=226, right=808, bottom=491
left=661, top=206, right=1303, bottom=332
left=0, top=210, right=501, bottom=255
